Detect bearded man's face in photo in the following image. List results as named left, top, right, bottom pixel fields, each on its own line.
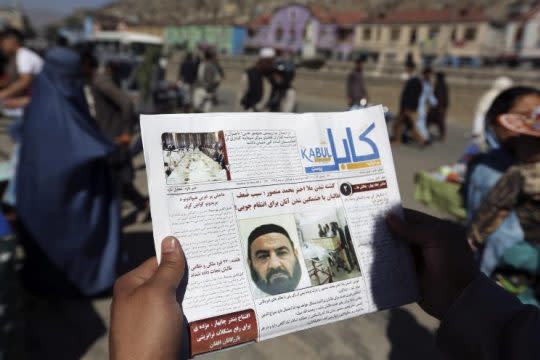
left=249, top=232, right=302, bottom=295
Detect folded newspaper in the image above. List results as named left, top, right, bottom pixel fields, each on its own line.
left=141, top=106, right=418, bottom=357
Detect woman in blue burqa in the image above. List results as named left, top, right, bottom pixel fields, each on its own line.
left=16, top=47, right=120, bottom=296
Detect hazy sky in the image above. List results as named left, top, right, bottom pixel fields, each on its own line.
left=16, top=0, right=110, bottom=14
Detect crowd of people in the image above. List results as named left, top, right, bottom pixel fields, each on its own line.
left=235, top=47, right=297, bottom=113
left=179, top=47, right=297, bottom=113
left=0, top=21, right=538, bottom=360
left=0, top=28, right=153, bottom=357
left=388, top=62, right=448, bottom=146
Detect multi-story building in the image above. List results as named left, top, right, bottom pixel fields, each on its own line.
left=244, top=4, right=364, bottom=59
left=354, top=8, right=505, bottom=66
left=164, top=25, right=246, bottom=55
left=504, top=3, right=540, bottom=65
left=0, top=8, right=30, bottom=32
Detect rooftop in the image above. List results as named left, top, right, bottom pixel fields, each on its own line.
left=363, top=7, right=489, bottom=24
left=248, top=4, right=366, bottom=28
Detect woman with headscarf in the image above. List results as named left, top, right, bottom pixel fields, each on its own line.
left=468, top=112, right=540, bottom=305
left=464, top=87, right=540, bottom=281
left=16, top=47, right=120, bottom=296
left=472, top=76, right=513, bottom=146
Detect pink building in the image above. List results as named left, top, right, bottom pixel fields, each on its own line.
left=245, top=4, right=365, bottom=59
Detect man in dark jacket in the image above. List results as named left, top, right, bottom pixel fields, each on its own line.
left=237, top=47, right=274, bottom=111
left=428, top=71, right=449, bottom=141
left=392, top=61, right=426, bottom=146
left=81, top=53, right=149, bottom=222
left=180, top=52, right=198, bottom=87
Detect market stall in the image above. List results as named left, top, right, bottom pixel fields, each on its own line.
left=414, top=163, right=467, bottom=221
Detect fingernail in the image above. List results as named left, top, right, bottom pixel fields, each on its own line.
left=162, top=237, right=177, bottom=254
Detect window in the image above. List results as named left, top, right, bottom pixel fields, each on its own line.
left=464, top=26, right=477, bottom=41
left=409, top=27, right=417, bottom=45
left=337, top=27, right=349, bottom=41
left=390, top=27, right=400, bottom=41
left=363, top=27, right=372, bottom=41
left=247, top=28, right=256, bottom=38
left=428, top=26, right=439, bottom=40
left=275, top=26, right=284, bottom=42
left=320, top=27, right=329, bottom=39
left=376, top=26, right=381, bottom=41
left=288, top=27, right=295, bottom=44
left=515, top=25, right=524, bottom=49
left=451, top=27, right=457, bottom=41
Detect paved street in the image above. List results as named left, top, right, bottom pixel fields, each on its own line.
left=0, top=83, right=471, bottom=359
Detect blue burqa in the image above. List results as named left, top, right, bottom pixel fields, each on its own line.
left=16, top=47, right=120, bottom=295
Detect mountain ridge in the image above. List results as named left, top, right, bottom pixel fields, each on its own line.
left=94, top=0, right=501, bottom=26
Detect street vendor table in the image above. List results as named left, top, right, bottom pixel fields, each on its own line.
left=414, top=171, right=466, bottom=220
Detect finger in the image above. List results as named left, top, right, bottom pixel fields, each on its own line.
left=151, top=236, right=186, bottom=293
left=385, top=211, right=425, bottom=246
left=114, top=257, right=158, bottom=294
left=402, top=208, right=440, bottom=225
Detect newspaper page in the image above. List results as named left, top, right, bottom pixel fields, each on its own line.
left=141, top=106, right=418, bottom=357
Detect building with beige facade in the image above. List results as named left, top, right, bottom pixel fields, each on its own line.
left=354, top=8, right=505, bottom=66
left=504, top=3, right=540, bottom=65
left=117, top=22, right=164, bottom=38
left=0, top=8, right=28, bottom=32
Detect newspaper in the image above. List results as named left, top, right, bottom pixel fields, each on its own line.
left=141, top=106, right=418, bottom=357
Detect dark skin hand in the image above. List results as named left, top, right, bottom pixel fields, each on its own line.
left=2, top=96, right=30, bottom=108
left=386, top=209, right=479, bottom=319
left=114, top=133, right=132, bottom=146
left=110, top=236, right=186, bottom=360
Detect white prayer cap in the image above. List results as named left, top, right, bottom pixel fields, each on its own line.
left=259, top=47, right=276, bottom=59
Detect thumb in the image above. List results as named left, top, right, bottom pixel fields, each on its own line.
left=152, top=236, right=186, bottom=293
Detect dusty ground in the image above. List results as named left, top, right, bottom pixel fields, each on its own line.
left=219, top=65, right=488, bottom=128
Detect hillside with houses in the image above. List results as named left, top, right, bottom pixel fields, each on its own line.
left=90, top=0, right=507, bottom=26
left=39, top=0, right=536, bottom=67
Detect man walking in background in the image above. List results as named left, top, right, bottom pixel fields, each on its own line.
left=428, top=71, right=449, bottom=141
left=392, top=61, right=426, bottom=146
left=180, top=52, right=198, bottom=89
left=0, top=28, right=43, bottom=104
left=81, top=53, right=149, bottom=223
left=179, top=52, right=198, bottom=111
left=192, top=51, right=222, bottom=113
left=416, top=67, right=438, bottom=143
left=0, top=27, right=43, bottom=210
left=346, top=57, right=368, bottom=109
left=237, top=47, right=275, bottom=112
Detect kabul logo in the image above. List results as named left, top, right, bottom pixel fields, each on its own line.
left=304, top=123, right=380, bottom=173
left=300, top=146, right=332, bottom=163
